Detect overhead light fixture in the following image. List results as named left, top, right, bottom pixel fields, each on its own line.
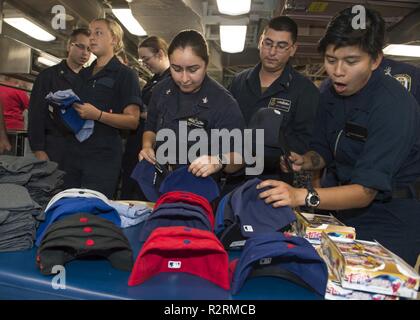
left=37, top=54, right=61, bottom=67
left=217, top=0, right=251, bottom=16
left=112, top=8, right=147, bottom=36
left=4, top=17, right=56, bottom=42
left=383, top=44, right=420, bottom=58
left=220, top=25, right=247, bottom=53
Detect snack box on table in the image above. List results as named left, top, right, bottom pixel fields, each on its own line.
left=292, top=210, right=356, bottom=244
left=320, top=233, right=420, bottom=299
left=319, top=250, right=399, bottom=300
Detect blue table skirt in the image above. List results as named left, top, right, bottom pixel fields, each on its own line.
left=0, top=224, right=321, bottom=300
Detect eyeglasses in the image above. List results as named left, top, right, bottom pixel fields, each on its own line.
left=71, top=43, right=91, bottom=52
left=261, top=38, right=293, bottom=53
left=138, top=54, right=156, bottom=65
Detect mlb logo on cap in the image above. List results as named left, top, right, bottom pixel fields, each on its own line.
left=243, top=225, right=254, bottom=233
left=260, top=258, right=272, bottom=265
left=168, top=261, right=181, bottom=269
left=129, top=226, right=230, bottom=290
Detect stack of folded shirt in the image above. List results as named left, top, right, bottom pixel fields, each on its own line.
left=45, top=89, right=94, bottom=142
left=0, top=184, right=42, bottom=252
left=0, top=155, right=65, bottom=208
left=26, top=168, right=65, bottom=208
left=42, top=188, right=152, bottom=230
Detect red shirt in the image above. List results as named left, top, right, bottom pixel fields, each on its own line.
left=0, top=86, right=29, bottom=130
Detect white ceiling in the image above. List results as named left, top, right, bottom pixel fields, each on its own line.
left=1, top=0, right=420, bottom=82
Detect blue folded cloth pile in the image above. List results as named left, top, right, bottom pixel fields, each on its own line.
left=45, top=89, right=94, bottom=142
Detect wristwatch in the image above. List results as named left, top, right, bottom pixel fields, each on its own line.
left=217, top=153, right=228, bottom=171
left=305, top=186, right=320, bottom=208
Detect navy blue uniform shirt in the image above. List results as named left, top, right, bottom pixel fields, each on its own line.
left=77, top=56, right=142, bottom=145
left=142, top=68, right=171, bottom=110
left=312, top=69, right=420, bottom=266
left=311, top=69, right=420, bottom=198
left=381, top=58, right=420, bottom=105
left=229, top=62, right=319, bottom=154
left=145, top=75, right=245, bottom=161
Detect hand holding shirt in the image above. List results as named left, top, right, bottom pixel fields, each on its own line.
left=45, top=89, right=94, bottom=142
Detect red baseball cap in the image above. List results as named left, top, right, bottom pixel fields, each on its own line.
left=128, top=226, right=229, bottom=290
left=154, top=191, right=214, bottom=230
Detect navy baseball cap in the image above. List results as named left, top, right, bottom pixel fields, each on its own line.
left=139, top=202, right=212, bottom=243
left=154, top=191, right=215, bottom=230
left=248, top=107, right=284, bottom=148
left=130, top=160, right=170, bottom=202
left=37, top=213, right=133, bottom=274
left=218, top=178, right=296, bottom=249
left=230, top=232, right=328, bottom=296
left=159, top=166, right=220, bottom=202
left=215, top=193, right=232, bottom=235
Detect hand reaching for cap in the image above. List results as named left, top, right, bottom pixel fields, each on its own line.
left=188, top=155, right=222, bottom=178
left=257, top=179, right=306, bottom=208
left=139, top=147, right=156, bottom=164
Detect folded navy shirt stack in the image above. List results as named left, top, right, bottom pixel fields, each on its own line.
left=0, top=155, right=65, bottom=208
left=0, top=184, right=42, bottom=252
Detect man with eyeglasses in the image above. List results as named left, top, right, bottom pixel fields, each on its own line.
left=28, top=28, right=91, bottom=168
left=229, top=16, right=319, bottom=183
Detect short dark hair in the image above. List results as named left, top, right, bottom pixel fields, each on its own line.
left=68, top=28, right=90, bottom=45
left=318, top=7, right=385, bottom=60
left=168, top=30, right=209, bottom=65
left=263, top=16, right=298, bottom=43
left=139, top=36, right=169, bottom=56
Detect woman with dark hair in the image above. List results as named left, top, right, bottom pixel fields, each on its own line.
left=121, top=36, right=171, bottom=199
left=258, top=7, right=420, bottom=266
left=139, top=30, right=245, bottom=183
left=138, top=36, right=171, bottom=104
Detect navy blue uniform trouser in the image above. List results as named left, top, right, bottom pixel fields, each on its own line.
left=44, top=134, right=69, bottom=171
left=336, top=199, right=420, bottom=267
left=62, top=136, right=123, bottom=199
